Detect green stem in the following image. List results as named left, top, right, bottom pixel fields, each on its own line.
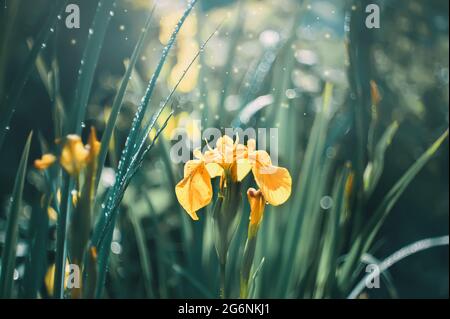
left=54, top=174, right=71, bottom=298
left=220, top=260, right=226, bottom=299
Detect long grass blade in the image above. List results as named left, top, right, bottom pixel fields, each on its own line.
left=348, top=236, right=449, bottom=299
left=95, top=7, right=155, bottom=191
left=0, top=132, right=33, bottom=298
left=0, top=1, right=68, bottom=151
left=364, top=121, right=399, bottom=197
left=339, top=129, right=449, bottom=292
left=67, top=0, right=116, bottom=135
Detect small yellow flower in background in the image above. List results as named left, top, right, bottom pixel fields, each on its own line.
left=247, top=188, right=265, bottom=239
left=34, top=127, right=101, bottom=177
left=34, top=154, right=56, bottom=170
left=60, top=135, right=89, bottom=176
left=159, top=10, right=197, bottom=44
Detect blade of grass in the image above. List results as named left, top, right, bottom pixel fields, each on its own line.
left=53, top=172, right=72, bottom=299
left=0, top=0, right=20, bottom=113
left=0, top=132, right=33, bottom=298
left=26, top=39, right=65, bottom=140
left=113, top=0, right=198, bottom=184
left=95, top=7, right=155, bottom=192
left=216, top=0, right=244, bottom=126
left=314, top=167, right=349, bottom=298
left=339, top=129, right=449, bottom=292
left=348, top=236, right=449, bottom=299
left=126, top=207, right=155, bottom=298
left=360, top=254, right=399, bottom=299
left=21, top=199, right=50, bottom=298
left=0, top=1, right=67, bottom=151
left=276, top=83, right=334, bottom=297
left=67, top=0, right=116, bottom=135
left=364, top=121, right=399, bottom=197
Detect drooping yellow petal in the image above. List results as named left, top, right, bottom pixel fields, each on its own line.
left=175, top=160, right=213, bottom=220
left=60, top=135, right=89, bottom=176
left=34, top=154, right=57, bottom=170
left=251, top=151, right=292, bottom=206
left=183, top=159, right=202, bottom=178
left=247, top=188, right=265, bottom=238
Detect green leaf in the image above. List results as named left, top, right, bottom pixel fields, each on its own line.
left=67, top=0, right=116, bottom=135
left=92, top=1, right=199, bottom=298
left=95, top=7, right=155, bottom=191
left=314, top=167, right=350, bottom=298
left=0, top=132, right=33, bottom=298
left=0, top=1, right=68, bottom=151
left=362, top=129, right=449, bottom=255
left=348, top=236, right=449, bottom=299
left=276, top=83, right=334, bottom=297
left=364, top=121, right=399, bottom=197
left=339, top=129, right=449, bottom=292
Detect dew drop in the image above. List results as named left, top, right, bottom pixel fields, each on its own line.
left=320, top=196, right=334, bottom=210
left=13, top=269, right=19, bottom=281
left=111, top=242, right=122, bottom=255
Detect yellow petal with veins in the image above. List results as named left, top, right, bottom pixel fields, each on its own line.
left=175, top=160, right=213, bottom=220
left=251, top=151, right=292, bottom=206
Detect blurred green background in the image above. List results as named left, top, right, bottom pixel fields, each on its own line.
left=0, top=0, right=448, bottom=298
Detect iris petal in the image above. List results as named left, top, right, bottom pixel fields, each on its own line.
left=252, top=160, right=292, bottom=206
left=175, top=160, right=213, bottom=220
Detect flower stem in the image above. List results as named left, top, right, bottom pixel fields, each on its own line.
left=220, top=261, right=226, bottom=299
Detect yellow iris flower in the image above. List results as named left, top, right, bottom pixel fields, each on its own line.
left=34, top=127, right=101, bottom=177
left=175, top=135, right=292, bottom=221
left=60, top=135, right=89, bottom=176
